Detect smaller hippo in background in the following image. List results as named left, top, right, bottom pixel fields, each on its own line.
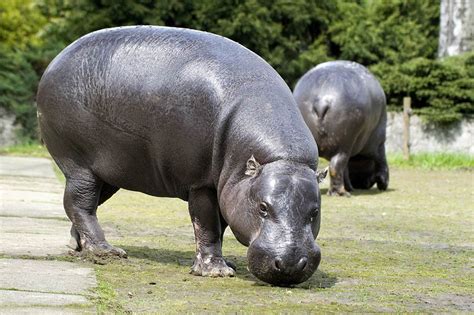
left=293, top=61, right=389, bottom=196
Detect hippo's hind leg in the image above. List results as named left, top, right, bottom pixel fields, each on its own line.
left=374, top=144, right=389, bottom=190
left=69, top=183, right=120, bottom=252
left=328, top=152, right=351, bottom=197
left=188, top=187, right=235, bottom=277
left=65, top=173, right=126, bottom=257
left=343, top=166, right=354, bottom=192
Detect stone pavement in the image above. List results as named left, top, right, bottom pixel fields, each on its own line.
left=0, top=156, right=97, bottom=314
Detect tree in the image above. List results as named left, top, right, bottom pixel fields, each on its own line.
left=1, top=0, right=471, bottom=142
left=38, top=0, right=336, bottom=86
left=0, top=0, right=46, bottom=140
left=371, top=52, right=474, bottom=123
left=330, top=0, right=439, bottom=65
left=438, top=0, right=474, bottom=57
left=0, top=0, right=45, bottom=50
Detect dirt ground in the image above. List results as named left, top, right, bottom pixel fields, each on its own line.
left=88, top=168, right=473, bottom=313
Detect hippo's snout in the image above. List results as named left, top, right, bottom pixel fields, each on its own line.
left=247, top=240, right=321, bottom=286
left=274, top=256, right=308, bottom=273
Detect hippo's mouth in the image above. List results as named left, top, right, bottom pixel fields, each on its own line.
left=246, top=242, right=321, bottom=286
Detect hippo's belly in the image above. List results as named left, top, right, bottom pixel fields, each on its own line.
left=39, top=102, right=213, bottom=200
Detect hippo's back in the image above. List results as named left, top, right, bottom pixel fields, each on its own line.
left=38, top=26, right=281, bottom=136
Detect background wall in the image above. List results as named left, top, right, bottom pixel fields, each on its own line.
left=0, top=107, right=19, bottom=147
left=386, top=112, right=474, bottom=154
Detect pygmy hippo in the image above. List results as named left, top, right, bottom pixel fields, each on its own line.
left=37, top=26, right=328, bottom=286
left=293, top=61, right=389, bottom=196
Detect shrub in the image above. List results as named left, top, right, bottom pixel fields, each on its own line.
left=371, top=52, right=474, bottom=124
left=0, top=45, right=39, bottom=140
left=0, top=0, right=46, bottom=141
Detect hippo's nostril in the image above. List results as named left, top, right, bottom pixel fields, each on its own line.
left=274, top=257, right=283, bottom=271
left=297, top=256, right=308, bottom=271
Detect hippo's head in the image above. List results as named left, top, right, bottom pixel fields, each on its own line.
left=348, top=155, right=389, bottom=190
left=220, top=156, right=327, bottom=286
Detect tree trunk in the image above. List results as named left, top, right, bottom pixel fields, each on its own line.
left=438, top=0, right=474, bottom=57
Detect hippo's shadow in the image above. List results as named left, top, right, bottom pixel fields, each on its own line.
left=250, top=269, right=337, bottom=290
left=351, top=187, right=395, bottom=196
left=121, top=245, right=337, bottom=289
left=320, top=187, right=395, bottom=196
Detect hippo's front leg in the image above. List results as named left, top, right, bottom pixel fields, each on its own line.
left=188, top=187, right=235, bottom=277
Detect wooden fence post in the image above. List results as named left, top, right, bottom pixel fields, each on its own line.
left=403, top=97, right=411, bottom=160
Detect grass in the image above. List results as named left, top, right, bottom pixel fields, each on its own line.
left=0, top=142, right=49, bottom=158
left=88, top=168, right=473, bottom=313
left=387, top=152, right=474, bottom=170
left=94, top=279, right=128, bottom=314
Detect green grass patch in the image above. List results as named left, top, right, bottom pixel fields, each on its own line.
left=0, top=142, right=49, bottom=158
left=94, top=277, right=128, bottom=314
left=320, top=153, right=474, bottom=171
left=388, top=153, right=474, bottom=170
left=87, top=169, right=473, bottom=313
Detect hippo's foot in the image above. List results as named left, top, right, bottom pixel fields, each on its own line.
left=82, top=242, right=127, bottom=258
left=71, top=241, right=127, bottom=258
left=376, top=172, right=389, bottom=191
left=191, top=255, right=236, bottom=277
left=327, top=188, right=351, bottom=197
left=68, top=236, right=127, bottom=258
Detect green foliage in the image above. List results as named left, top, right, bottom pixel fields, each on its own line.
left=330, top=0, right=439, bottom=65
left=1, top=0, right=472, bottom=140
left=0, top=45, right=39, bottom=140
left=0, top=0, right=46, bottom=50
left=38, top=0, right=335, bottom=86
left=371, top=52, right=474, bottom=123
left=0, top=0, right=46, bottom=141
left=192, top=0, right=336, bottom=85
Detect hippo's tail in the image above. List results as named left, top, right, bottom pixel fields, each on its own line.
left=314, top=95, right=332, bottom=120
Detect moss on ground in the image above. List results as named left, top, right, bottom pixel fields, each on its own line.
left=87, top=168, right=473, bottom=313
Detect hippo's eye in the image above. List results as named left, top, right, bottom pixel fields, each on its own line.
left=310, top=209, right=320, bottom=222
left=259, top=202, right=269, bottom=218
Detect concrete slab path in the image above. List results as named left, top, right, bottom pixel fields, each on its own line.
left=0, top=156, right=97, bottom=314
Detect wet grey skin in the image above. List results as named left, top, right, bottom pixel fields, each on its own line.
left=36, top=26, right=328, bottom=286
left=293, top=61, right=389, bottom=197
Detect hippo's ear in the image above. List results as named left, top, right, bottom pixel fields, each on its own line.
left=316, top=167, right=329, bottom=183
left=245, top=155, right=261, bottom=177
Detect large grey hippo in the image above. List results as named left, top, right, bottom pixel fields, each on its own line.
left=37, top=26, right=327, bottom=286
left=293, top=61, right=389, bottom=196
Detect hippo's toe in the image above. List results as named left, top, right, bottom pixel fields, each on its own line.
left=190, top=256, right=236, bottom=277
left=327, top=188, right=351, bottom=197
left=93, top=243, right=128, bottom=258
left=73, top=241, right=127, bottom=258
